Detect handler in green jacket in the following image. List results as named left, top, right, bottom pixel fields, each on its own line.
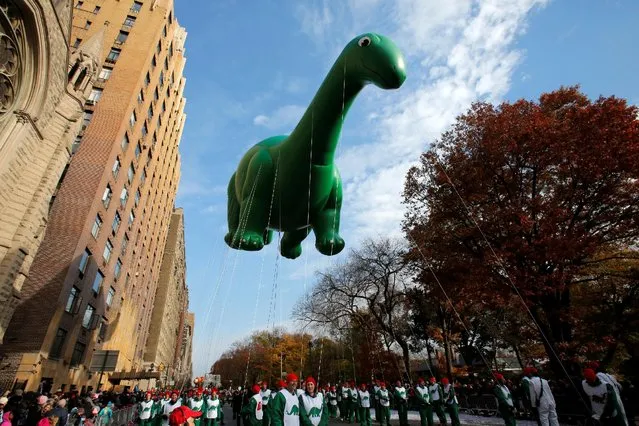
left=271, top=373, right=301, bottom=426
left=375, top=382, right=391, bottom=426
left=414, top=378, right=433, bottom=426
left=242, top=385, right=264, bottom=426
left=493, top=373, right=516, bottom=426
left=441, top=378, right=460, bottom=426
left=299, top=376, right=328, bottom=426
left=393, top=380, right=409, bottom=426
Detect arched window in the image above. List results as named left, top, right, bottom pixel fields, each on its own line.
left=74, top=68, right=87, bottom=91
left=0, top=0, right=23, bottom=117
left=68, top=60, right=80, bottom=81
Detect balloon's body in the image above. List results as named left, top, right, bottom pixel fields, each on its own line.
left=224, top=33, right=406, bottom=259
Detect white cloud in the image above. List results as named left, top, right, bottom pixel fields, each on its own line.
left=253, top=104, right=306, bottom=130
left=294, top=0, right=548, bottom=244
left=295, top=1, right=334, bottom=41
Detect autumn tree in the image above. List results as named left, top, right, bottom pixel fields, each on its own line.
left=571, top=248, right=639, bottom=367
left=403, top=86, right=639, bottom=375
left=293, top=238, right=417, bottom=377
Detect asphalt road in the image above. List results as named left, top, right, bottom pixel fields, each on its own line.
left=218, top=404, right=533, bottom=426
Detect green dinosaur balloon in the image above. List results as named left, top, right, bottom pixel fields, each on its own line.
left=225, top=33, right=406, bottom=259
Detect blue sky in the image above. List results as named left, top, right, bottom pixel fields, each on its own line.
left=173, top=0, right=639, bottom=376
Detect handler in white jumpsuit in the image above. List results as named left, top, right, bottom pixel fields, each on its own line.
left=527, top=369, right=559, bottom=426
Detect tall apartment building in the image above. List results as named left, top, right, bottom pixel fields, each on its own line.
left=143, top=208, right=188, bottom=387
left=174, top=312, right=194, bottom=387
left=0, top=0, right=94, bottom=343
left=0, top=0, right=187, bottom=393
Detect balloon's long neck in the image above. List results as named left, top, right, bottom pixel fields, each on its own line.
left=283, top=60, right=364, bottom=165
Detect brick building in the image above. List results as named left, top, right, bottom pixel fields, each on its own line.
left=0, top=0, right=93, bottom=343
left=174, top=311, right=194, bottom=388
left=143, top=208, right=190, bottom=387
left=0, top=0, right=187, bottom=393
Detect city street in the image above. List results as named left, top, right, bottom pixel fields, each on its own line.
left=220, top=405, right=541, bottom=426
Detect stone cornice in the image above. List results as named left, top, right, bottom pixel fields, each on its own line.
left=14, top=110, right=43, bottom=139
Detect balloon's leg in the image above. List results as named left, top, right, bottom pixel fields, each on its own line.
left=313, top=175, right=345, bottom=256
left=234, top=150, right=273, bottom=251
left=224, top=172, right=241, bottom=248
left=280, top=228, right=311, bottom=259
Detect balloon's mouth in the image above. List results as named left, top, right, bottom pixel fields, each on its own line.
left=362, top=62, right=404, bottom=89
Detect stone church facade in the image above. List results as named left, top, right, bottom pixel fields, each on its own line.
left=0, top=0, right=95, bottom=344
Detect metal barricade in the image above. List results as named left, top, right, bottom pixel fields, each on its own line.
left=94, top=405, right=139, bottom=426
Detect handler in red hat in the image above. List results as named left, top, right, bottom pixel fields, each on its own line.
left=299, top=377, right=328, bottom=426
left=493, top=373, right=515, bottom=426
left=242, top=385, right=264, bottom=426
left=271, top=373, right=300, bottom=426
left=441, top=378, right=460, bottom=426
left=169, top=406, right=203, bottom=426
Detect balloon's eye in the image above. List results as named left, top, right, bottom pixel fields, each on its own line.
left=358, top=36, right=371, bottom=47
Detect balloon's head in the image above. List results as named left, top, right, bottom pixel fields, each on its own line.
left=341, top=33, right=406, bottom=90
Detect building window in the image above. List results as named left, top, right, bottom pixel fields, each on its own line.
left=103, top=240, right=113, bottom=263
left=81, top=111, right=93, bottom=130
left=131, top=1, right=142, bottom=13
left=124, top=15, right=136, bottom=27
left=140, top=168, right=146, bottom=185
left=75, top=0, right=84, bottom=8
left=65, top=287, right=80, bottom=313
left=169, top=42, right=173, bottom=58
left=116, top=31, right=129, bottom=45
left=112, top=212, right=121, bottom=234
left=134, top=189, right=141, bottom=207
left=64, top=286, right=80, bottom=314
left=91, top=214, right=102, bottom=239
left=168, top=11, right=172, bottom=23
left=107, top=48, right=121, bottom=63
left=102, top=185, right=112, bottom=208
left=107, top=286, right=116, bottom=306
left=121, top=133, right=130, bottom=151
left=151, top=55, right=157, bottom=69
left=147, top=105, right=153, bottom=120
left=162, top=25, right=167, bottom=38
left=84, top=20, right=92, bottom=29
left=98, top=67, right=112, bottom=82
left=128, top=210, right=135, bottom=226
left=112, top=157, right=121, bottom=178
left=129, top=111, right=136, bottom=127
left=120, top=188, right=128, bottom=207
left=141, top=122, right=148, bottom=137
left=135, top=143, right=141, bottom=160
left=99, top=318, right=108, bottom=340
left=93, top=5, right=100, bottom=14
left=70, top=341, right=86, bottom=366
left=137, top=90, right=144, bottom=104
left=122, top=234, right=129, bottom=254
left=49, top=328, right=67, bottom=359
left=71, top=134, right=82, bottom=154
left=73, top=38, right=82, bottom=48
left=114, top=259, right=122, bottom=279
left=156, top=40, right=161, bottom=55
left=127, top=163, right=135, bottom=184
left=88, top=88, right=102, bottom=103
left=159, top=70, right=164, bottom=87
left=152, top=132, right=157, bottom=146
left=145, top=72, right=150, bottom=87
left=79, top=248, right=90, bottom=275
left=92, top=270, right=104, bottom=294
left=82, top=305, right=95, bottom=328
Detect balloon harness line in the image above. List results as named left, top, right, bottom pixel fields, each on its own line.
left=242, top=157, right=282, bottom=390
left=206, top=164, right=263, bottom=382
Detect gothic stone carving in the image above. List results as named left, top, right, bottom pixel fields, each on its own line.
left=0, top=0, right=22, bottom=116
